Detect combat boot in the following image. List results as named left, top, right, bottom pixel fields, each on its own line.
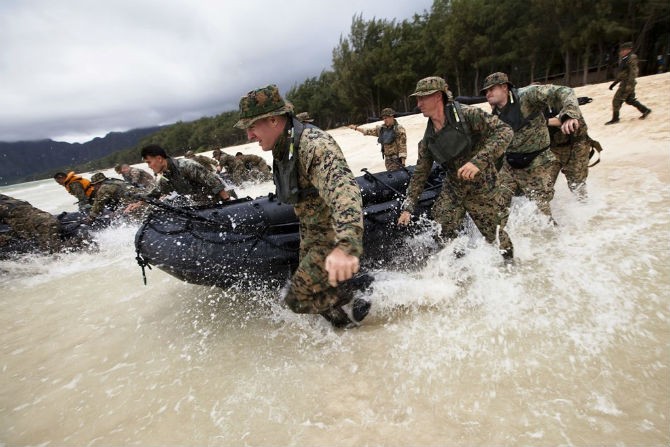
left=639, top=108, right=652, bottom=119
left=320, top=307, right=355, bottom=328
left=604, top=112, right=620, bottom=125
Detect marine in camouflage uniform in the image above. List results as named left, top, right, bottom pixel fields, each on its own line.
left=212, top=149, right=247, bottom=185
left=0, top=193, right=62, bottom=252
left=399, top=77, right=514, bottom=259
left=546, top=113, right=593, bottom=200
left=350, top=108, right=407, bottom=171
left=88, top=172, right=143, bottom=220
left=482, top=72, right=583, bottom=221
left=185, top=151, right=219, bottom=172
left=137, top=145, right=231, bottom=206
left=235, top=84, right=367, bottom=328
left=53, top=171, right=94, bottom=212
left=115, top=164, right=156, bottom=189
left=235, top=152, right=272, bottom=182
left=606, top=42, right=652, bottom=125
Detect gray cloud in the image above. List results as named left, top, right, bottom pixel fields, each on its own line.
left=0, top=0, right=431, bottom=142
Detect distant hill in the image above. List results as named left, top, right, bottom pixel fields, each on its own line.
left=0, top=126, right=162, bottom=185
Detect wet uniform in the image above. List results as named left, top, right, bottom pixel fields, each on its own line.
left=89, top=179, right=142, bottom=219
left=493, top=84, right=582, bottom=219
left=273, top=125, right=364, bottom=315
left=402, top=103, right=514, bottom=256
left=0, top=194, right=62, bottom=252
left=122, top=166, right=155, bottom=189
left=147, top=157, right=227, bottom=206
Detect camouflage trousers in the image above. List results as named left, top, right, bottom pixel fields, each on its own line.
left=283, top=224, right=352, bottom=315
left=431, top=174, right=513, bottom=256
left=384, top=155, right=405, bottom=172
left=613, top=81, right=646, bottom=113
left=549, top=138, right=590, bottom=198
left=498, top=149, right=559, bottom=218
left=4, top=213, right=62, bottom=252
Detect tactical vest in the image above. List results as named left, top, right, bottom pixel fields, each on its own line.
left=273, top=117, right=317, bottom=204
left=496, top=88, right=540, bottom=132
left=377, top=126, right=396, bottom=145
left=63, top=172, right=94, bottom=197
left=423, top=102, right=473, bottom=169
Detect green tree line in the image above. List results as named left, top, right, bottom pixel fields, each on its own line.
left=72, top=0, right=669, bottom=174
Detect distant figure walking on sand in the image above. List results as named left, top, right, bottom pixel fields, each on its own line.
left=606, top=42, right=652, bottom=125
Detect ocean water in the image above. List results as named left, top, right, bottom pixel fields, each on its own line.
left=1, top=164, right=668, bottom=445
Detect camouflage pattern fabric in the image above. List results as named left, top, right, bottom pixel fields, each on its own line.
left=234, top=84, right=293, bottom=129
left=613, top=53, right=641, bottom=113
left=402, top=104, right=514, bottom=255
left=66, top=180, right=92, bottom=211
left=493, top=84, right=582, bottom=219
left=213, top=152, right=247, bottom=185
left=0, top=194, right=62, bottom=252
left=191, top=154, right=219, bottom=172
left=497, top=150, right=558, bottom=217
left=147, top=158, right=226, bottom=206
left=122, top=167, right=155, bottom=189
left=497, top=84, right=582, bottom=155
left=237, top=154, right=272, bottom=182
left=272, top=126, right=364, bottom=315
left=89, top=179, right=142, bottom=219
left=361, top=120, right=408, bottom=171
left=548, top=119, right=590, bottom=199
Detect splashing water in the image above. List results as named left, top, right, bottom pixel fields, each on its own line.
left=0, top=161, right=668, bottom=446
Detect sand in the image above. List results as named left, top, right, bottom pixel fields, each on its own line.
left=207, top=73, right=670, bottom=191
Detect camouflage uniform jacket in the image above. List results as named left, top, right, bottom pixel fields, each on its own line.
left=492, top=85, right=582, bottom=154
left=272, top=126, right=364, bottom=258
left=402, top=104, right=513, bottom=214
left=361, top=120, right=408, bottom=160
left=192, top=154, right=219, bottom=172
left=214, top=152, right=239, bottom=172
left=238, top=154, right=271, bottom=174
left=616, top=53, right=639, bottom=86
left=122, top=167, right=155, bottom=189
left=148, top=157, right=226, bottom=205
left=90, top=179, right=141, bottom=218
left=0, top=193, right=61, bottom=251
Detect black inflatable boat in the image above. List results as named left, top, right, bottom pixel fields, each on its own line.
left=134, top=166, right=444, bottom=288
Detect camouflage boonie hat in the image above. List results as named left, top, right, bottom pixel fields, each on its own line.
left=234, top=84, right=294, bottom=129
left=380, top=108, right=396, bottom=117
left=620, top=41, right=633, bottom=50
left=410, top=76, right=449, bottom=97
left=296, top=112, right=314, bottom=122
left=90, top=172, right=107, bottom=184
left=480, top=72, right=514, bottom=94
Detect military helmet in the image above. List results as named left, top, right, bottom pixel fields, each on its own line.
left=480, top=72, right=515, bottom=94
left=620, top=41, right=633, bottom=50
left=114, top=164, right=123, bottom=173
left=234, top=84, right=294, bottom=129
left=296, top=112, right=314, bottom=123
left=380, top=108, right=396, bottom=117
left=90, top=172, right=107, bottom=184
left=410, top=76, right=449, bottom=97
left=212, top=149, right=222, bottom=156
left=185, top=150, right=195, bottom=157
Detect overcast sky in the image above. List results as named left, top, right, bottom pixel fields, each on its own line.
left=0, top=0, right=433, bottom=143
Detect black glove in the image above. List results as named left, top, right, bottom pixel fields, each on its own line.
left=609, top=81, right=618, bottom=91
